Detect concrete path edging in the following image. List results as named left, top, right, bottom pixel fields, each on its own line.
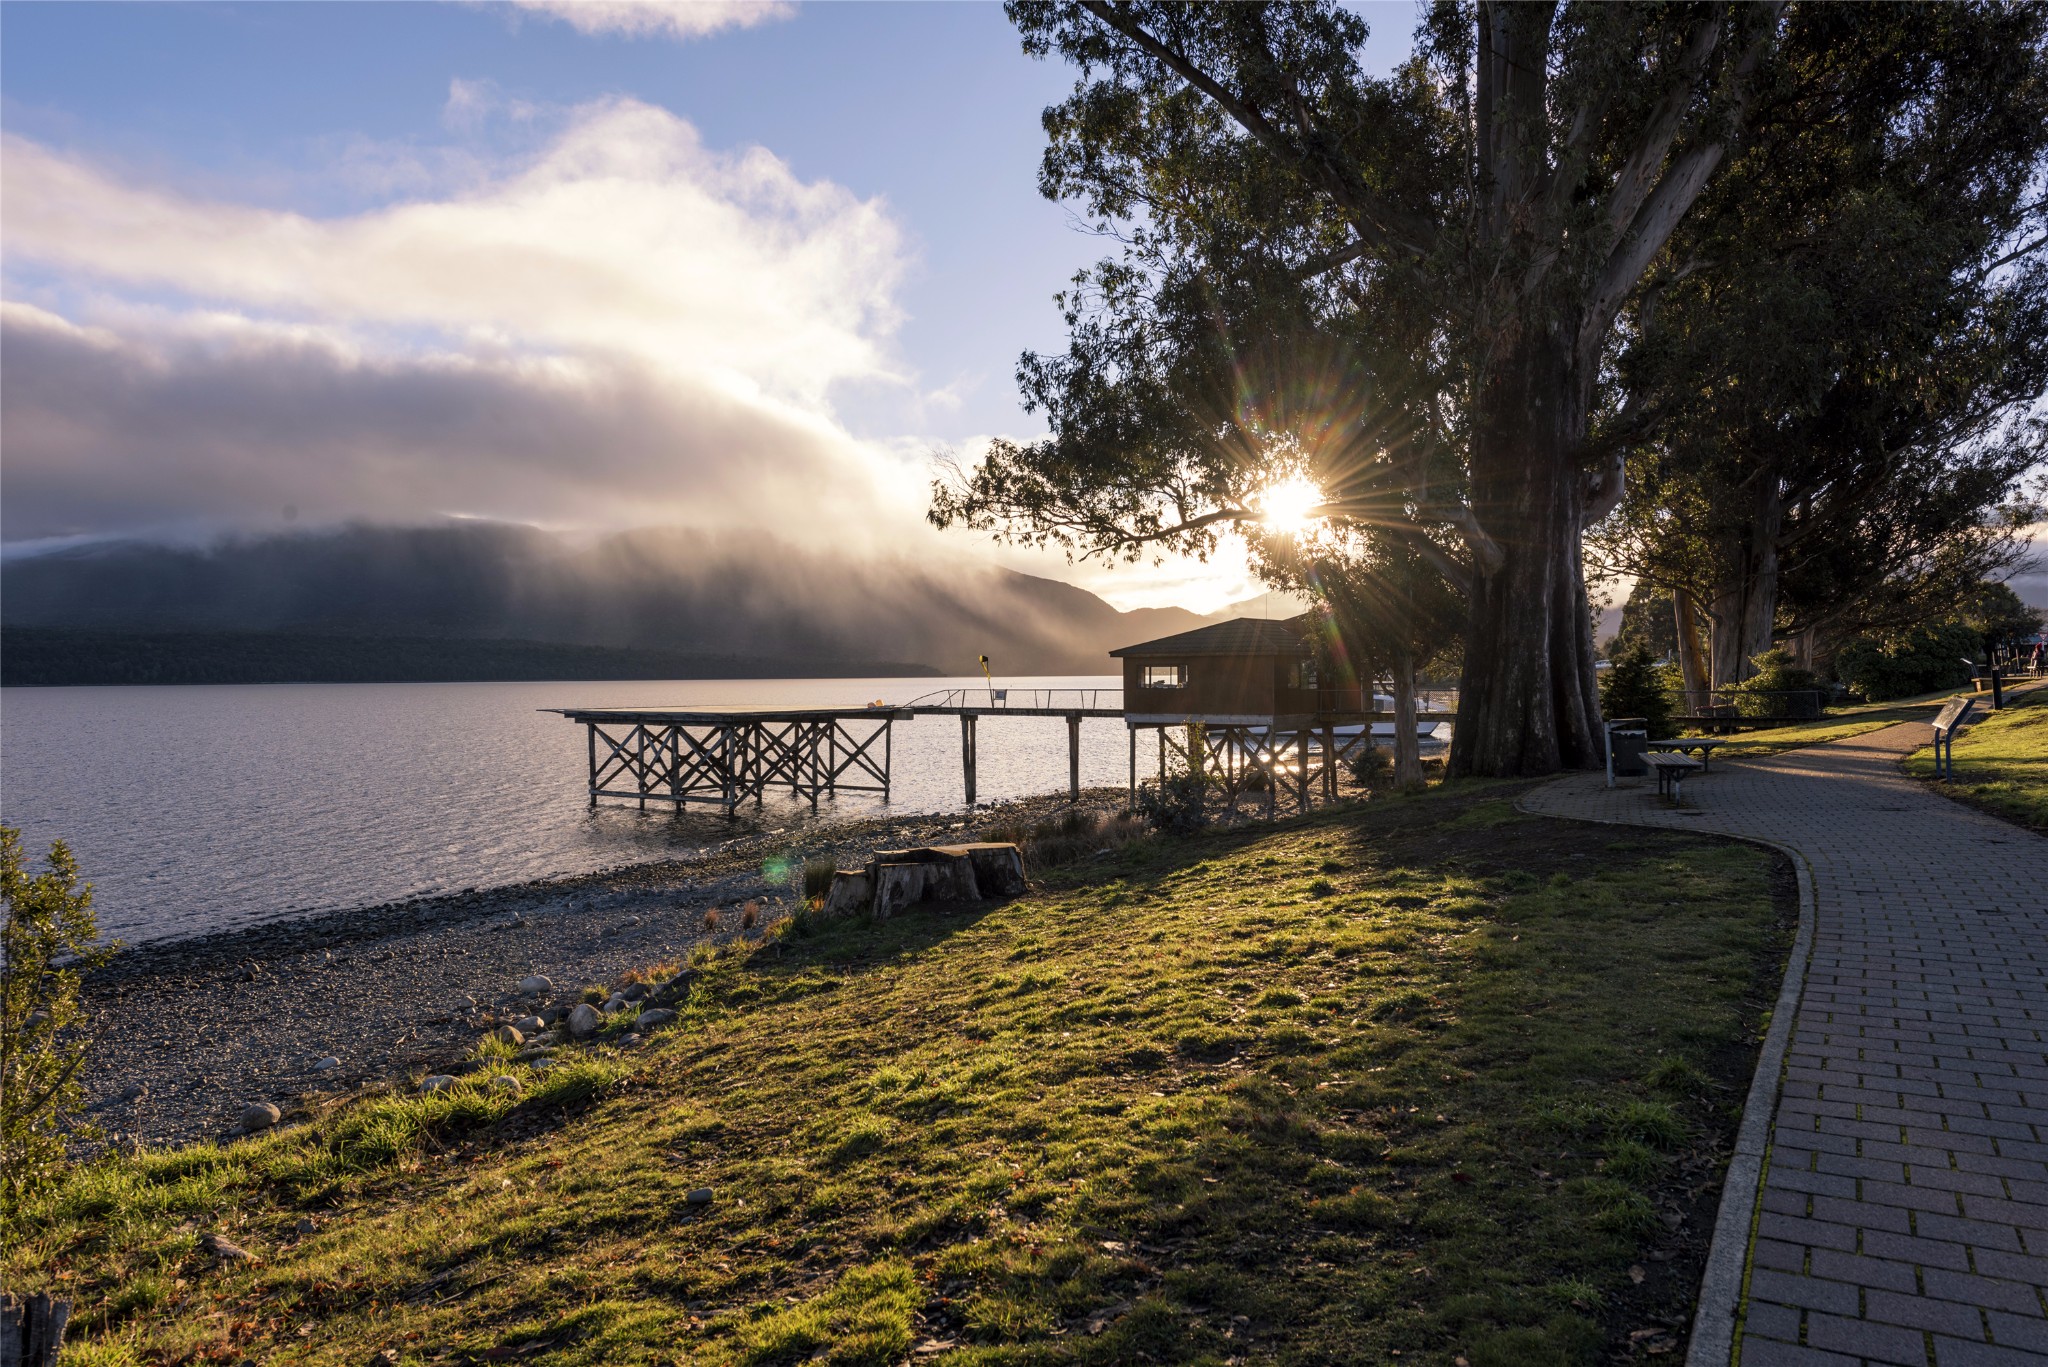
left=1511, top=790, right=1819, bottom=1367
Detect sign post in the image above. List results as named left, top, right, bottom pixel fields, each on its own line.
left=1930, top=696, right=1975, bottom=781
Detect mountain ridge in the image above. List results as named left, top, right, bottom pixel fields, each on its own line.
left=0, top=524, right=1243, bottom=681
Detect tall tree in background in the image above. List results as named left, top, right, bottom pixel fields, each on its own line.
left=1591, top=3, right=2048, bottom=684
left=934, top=1, right=1786, bottom=776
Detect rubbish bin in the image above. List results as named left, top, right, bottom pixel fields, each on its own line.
left=1606, top=717, right=1649, bottom=784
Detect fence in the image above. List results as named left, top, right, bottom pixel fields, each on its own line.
left=1672, top=689, right=1824, bottom=723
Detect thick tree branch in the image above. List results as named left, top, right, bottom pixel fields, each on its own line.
left=1979, top=231, right=2047, bottom=278
left=1391, top=528, right=1475, bottom=599
left=1423, top=501, right=1509, bottom=579
left=1602, top=14, right=1726, bottom=242
left=1072, top=503, right=1252, bottom=559
left=1580, top=5, right=1783, bottom=366
left=1583, top=450, right=1628, bottom=525
left=1294, top=237, right=1374, bottom=280
left=1078, top=1, right=1435, bottom=260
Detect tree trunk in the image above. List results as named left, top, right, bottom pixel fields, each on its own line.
left=1450, top=332, right=1604, bottom=777
left=1391, top=651, right=1422, bottom=788
left=1673, top=587, right=1711, bottom=705
left=1707, top=482, right=1785, bottom=685
left=1, top=1292, right=71, bottom=1367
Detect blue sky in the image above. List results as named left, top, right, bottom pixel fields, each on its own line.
left=0, top=0, right=1418, bottom=610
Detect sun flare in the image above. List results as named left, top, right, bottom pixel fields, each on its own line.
left=1255, top=476, right=1324, bottom=535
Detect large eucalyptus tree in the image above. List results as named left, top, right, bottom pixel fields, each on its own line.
left=1590, top=4, right=2048, bottom=686
left=934, top=1, right=1784, bottom=775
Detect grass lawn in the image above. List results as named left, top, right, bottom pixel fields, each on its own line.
left=1694, top=688, right=1965, bottom=758
left=10, top=783, right=1792, bottom=1367
left=1904, top=681, right=2048, bottom=832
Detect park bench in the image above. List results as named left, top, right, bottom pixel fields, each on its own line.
left=1649, top=737, right=1727, bottom=771
left=1644, top=751, right=1703, bottom=803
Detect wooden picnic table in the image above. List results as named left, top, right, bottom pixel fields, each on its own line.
left=1644, top=751, right=1704, bottom=802
left=1650, top=737, right=1728, bottom=771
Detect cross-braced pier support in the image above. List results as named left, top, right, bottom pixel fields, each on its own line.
left=1129, top=721, right=1375, bottom=818
left=555, top=707, right=910, bottom=817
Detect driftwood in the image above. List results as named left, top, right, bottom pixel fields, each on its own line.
left=1, top=1292, right=70, bottom=1367
left=821, top=843, right=1027, bottom=919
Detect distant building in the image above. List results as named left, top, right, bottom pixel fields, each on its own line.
left=1112, top=615, right=1367, bottom=724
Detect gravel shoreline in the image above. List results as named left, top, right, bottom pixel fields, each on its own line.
left=80, top=790, right=1126, bottom=1150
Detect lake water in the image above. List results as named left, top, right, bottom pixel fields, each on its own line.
left=0, top=676, right=1137, bottom=945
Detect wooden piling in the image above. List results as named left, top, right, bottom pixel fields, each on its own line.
left=1296, top=730, right=1310, bottom=811
left=961, top=713, right=978, bottom=806
left=1067, top=713, right=1082, bottom=800
left=1323, top=722, right=1336, bottom=801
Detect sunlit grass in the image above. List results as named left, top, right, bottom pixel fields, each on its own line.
left=1699, top=685, right=1970, bottom=757
left=1905, top=681, right=2048, bottom=831
left=8, top=784, right=1789, bottom=1367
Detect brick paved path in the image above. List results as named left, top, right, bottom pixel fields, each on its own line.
left=1525, top=721, right=2048, bottom=1366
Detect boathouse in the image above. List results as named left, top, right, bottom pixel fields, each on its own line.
left=1112, top=615, right=1361, bottom=724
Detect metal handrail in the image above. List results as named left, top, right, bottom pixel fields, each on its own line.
left=899, top=687, right=1124, bottom=711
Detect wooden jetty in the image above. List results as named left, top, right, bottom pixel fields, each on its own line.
left=552, top=706, right=912, bottom=816
left=900, top=688, right=1123, bottom=805
left=551, top=691, right=1127, bottom=816
left=553, top=690, right=1451, bottom=819
left=554, top=614, right=1458, bottom=818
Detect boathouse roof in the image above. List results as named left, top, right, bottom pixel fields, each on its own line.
left=1109, top=615, right=1315, bottom=659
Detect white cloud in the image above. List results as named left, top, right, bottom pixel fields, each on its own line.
left=443, top=77, right=540, bottom=131
left=1, top=100, right=905, bottom=405
left=0, top=104, right=926, bottom=546
left=0, top=301, right=907, bottom=543
left=0, top=97, right=1258, bottom=614
left=505, top=0, right=793, bottom=41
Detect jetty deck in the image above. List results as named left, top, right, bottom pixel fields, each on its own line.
left=552, top=705, right=913, bottom=815
left=552, top=690, right=1458, bottom=817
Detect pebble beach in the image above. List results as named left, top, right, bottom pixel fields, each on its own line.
left=79, top=791, right=1123, bottom=1150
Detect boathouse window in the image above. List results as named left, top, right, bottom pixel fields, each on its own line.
left=1290, top=659, right=1320, bottom=689
left=1142, top=664, right=1188, bottom=689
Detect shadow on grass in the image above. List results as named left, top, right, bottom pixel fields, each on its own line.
left=11, top=782, right=1794, bottom=1367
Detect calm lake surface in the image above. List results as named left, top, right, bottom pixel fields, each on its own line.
left=0, top=676, right=1133, bottom=944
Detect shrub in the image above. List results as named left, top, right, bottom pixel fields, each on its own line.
left=1835, top=622, right=1981, bottom=701
left=1347, top=744, right=1392, bottom=787
left=2, top=826, right=115, bottom=1221
left=1598, top=643, right=1676, bottom=739
left=1724, top=647, right=1822, bottom=718
left=1136, top=771, right=1207, bottom=834
left=986, top=808, right=1146, bottom=869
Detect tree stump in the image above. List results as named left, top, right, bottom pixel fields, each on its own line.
left=832, top=842, right=1027, bottom=919
left=0, top=1292, right=71, bottom=1367
left=931, top=843, right=1028, bottom=897
left=820, top=870, right=871, bottom=918
left=869, top=863, right=930, bottom=920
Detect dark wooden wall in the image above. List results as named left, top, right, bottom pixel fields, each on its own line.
left=1121, top=651, right=1329, bottom=718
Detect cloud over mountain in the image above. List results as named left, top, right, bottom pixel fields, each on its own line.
left=0, top=523, right=1214, bottom=675
left=0, top=101, right=921, bottom=543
